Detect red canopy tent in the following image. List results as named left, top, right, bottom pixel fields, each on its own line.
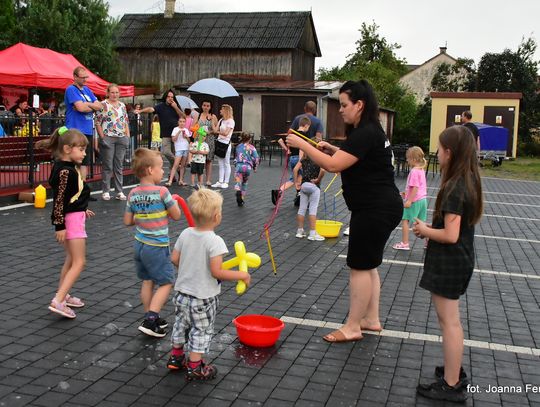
left=0, top=43, right=134, bottom=97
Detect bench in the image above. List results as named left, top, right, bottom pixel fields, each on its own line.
left=0, top=136, right=52, bottom=169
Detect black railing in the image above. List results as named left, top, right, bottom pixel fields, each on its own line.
left=0, top=113, right=152, bottom=190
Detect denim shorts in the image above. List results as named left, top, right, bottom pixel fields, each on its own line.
left=175, top=149, right=189, bottom=158
left=134, top=240, right=175, bottom=285
left=288, top=155, right=300, bottom=181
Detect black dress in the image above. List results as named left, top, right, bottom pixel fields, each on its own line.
left=340, top=121, right=402, bottom=270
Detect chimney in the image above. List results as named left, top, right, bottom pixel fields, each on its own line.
left=439, top=46, right=447, bottom=54
left=164, top=0, right=175, bottom=18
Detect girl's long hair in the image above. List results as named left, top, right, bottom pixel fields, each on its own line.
left=36, top=127, right=88, bottom=159
left=434, top=126, right=483, bottom=225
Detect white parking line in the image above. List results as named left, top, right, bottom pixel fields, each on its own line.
left=335, top=256, right=540, bottom=280
left=280, top=316, right=540, bottom=356
left=427, top=186, right=540, bottom=198
left=394, top=227, right=540, bottom=245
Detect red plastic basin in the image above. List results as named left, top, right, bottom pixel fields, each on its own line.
left=233, top=314, right=285, bottom=347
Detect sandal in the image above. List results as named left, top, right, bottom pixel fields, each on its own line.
left=165, top=182, right=172, bottom=187
left=66, top=294, right=85, bottom=308
left=323, top=329, right=363, bottom=343
left=48, top=298, right=76, bottom=319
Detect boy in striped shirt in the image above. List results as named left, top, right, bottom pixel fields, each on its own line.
left=124, top=148, right=181, bottom=337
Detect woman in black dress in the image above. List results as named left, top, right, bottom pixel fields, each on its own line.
left=287, top=80, right=402, bottom=342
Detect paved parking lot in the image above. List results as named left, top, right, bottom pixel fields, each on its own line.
left=1, top=157, right=539, bottom=406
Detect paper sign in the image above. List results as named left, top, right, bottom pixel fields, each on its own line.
left=32, top=94, right=40, bottom=108
left=496, top=115, right=502, bottom=124
left=455, top=115, right=461, bottom=123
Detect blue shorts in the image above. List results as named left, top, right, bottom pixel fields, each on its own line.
left=175, top=149, right=189, bottom=158
left=288, top=155, right=300, bottom=181
left=134, top=241, right=175, bottom=286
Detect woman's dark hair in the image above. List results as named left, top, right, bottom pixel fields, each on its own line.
left=339, top=80, right=380, bottom=130
left=434, top=125, right=483, bottom=226
left=201, top=100, right=213, bottom=114
left=161, top=88, right=176, bottom=103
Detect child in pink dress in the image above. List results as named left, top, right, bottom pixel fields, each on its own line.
left=393, top=146, right=428, bottom=250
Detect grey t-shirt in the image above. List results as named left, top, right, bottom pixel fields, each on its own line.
left=174, top=228, right=228, bottom=299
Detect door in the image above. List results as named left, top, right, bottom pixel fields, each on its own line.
left=483, top=106, right=515, bottom=156
left=446, top=105, right=470, bottom=128
left=261, top=95, right=314, bottom=138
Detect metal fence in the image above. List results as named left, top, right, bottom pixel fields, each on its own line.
left=0, top=112, right=152, bottom=190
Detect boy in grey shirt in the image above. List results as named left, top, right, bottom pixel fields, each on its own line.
left=168, top=188, right=251, bottom=381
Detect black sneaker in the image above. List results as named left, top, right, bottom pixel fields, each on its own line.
left=236, top=191, right=244, bottom=206
left=271, top=189, right=278, bottom=205
left=434, top=365, right=468, bottom=383
left=167, top=353, right=187, bottom=371
left=138, top=319, right=166, bottom=338
left=186, top=361, right=218, bottom=381
left=156, top=317, right=168, bottom=329
left=293, top=191, right=300, bottom=207
left=417, top=378, right=467, bottom=403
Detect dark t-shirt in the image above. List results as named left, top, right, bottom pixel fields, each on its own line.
left=290, top=113, right=323, bottom=140
left=340, top=121, right=400, bottom=210
left=154, top=103, right=180, bottom=139
left=463, top=122, right=479, bottom=144
left=301, top=157, right=320, bottom=185
left=421, top=178, right=476, bottom=298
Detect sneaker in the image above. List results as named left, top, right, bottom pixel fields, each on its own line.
left=193, top=184, right=200, bottom=191
left=102, top=192, right=111, bottom=201
left=186, top=361, right=218, bottom=381
left=236, top=191, right=244, bottom=206
left=116, top=192, right=127, bottom=201
left=416, top=378, right=467, bottom=403
left=434, top=366, right=468, bottom=382
left=392, top=242, right=410, bottom=250
left=295, top=229, right=306, bottom=238
left=65, top=294, right=85, bottom=308
left=211, top=182, right=222, bottom=188
left=220, top=183, right=228, bottom=189
left=308, top=233, right=325, bottom=241
left=167, top=353, right=187, bottom=371
left=343, top=227, right=350, bottom=236
left=293, top=191, right=300, bottom=207
left=138, top=319, right=166, bottom=338
left=156, top=317, right=168, bottom=329
left=271, top=189, right=282, bottom=205
left=48, top=298, right=76, bottom=319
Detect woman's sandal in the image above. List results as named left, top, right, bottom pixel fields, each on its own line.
left=165, top=182, right=172, bottom=187
left=66, top=294, right=85, bottom=308
left=48, top=298, right=76, bottom=319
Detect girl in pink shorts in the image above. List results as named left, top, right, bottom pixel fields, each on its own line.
left=37, top=127, right=95, bottom=318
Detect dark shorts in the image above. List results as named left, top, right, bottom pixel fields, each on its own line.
left=82, top=134, right=93, bottom=166
left=134, top=241, right=175, bottom=286
left=347, top=203, right=402, bottom=270
left=190, top=162, right=204, bottom=175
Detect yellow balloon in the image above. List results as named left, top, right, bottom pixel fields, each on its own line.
left=221, top=241, right=261, bottom=295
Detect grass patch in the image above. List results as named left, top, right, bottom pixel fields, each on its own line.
left=480, top=157, right=540, bottom=181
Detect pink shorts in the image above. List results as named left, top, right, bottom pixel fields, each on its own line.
left=65, top=211, right=87, bottom=240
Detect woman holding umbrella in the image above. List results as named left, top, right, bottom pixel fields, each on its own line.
left=286, top=80, right=402, bottom=342
left=198, top=100, right=218, bottom=186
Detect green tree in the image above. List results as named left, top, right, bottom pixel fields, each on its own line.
left=430, top=58, right=476, bottom=92
left=476, top=37, right=540, bottom=143
left=2, top=0, right=119, bottom=80
left=317, top=21, right=422, bottom=146
left=0, top=0, right=17, bottom=49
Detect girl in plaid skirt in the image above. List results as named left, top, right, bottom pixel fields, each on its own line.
left=413, top=126, right=484, bottom=402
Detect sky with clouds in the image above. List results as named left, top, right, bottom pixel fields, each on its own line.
left=108, top=0, right=540, bottom=72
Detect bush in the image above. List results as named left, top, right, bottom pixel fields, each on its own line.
left=517, top=141, right=540, bottom=157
